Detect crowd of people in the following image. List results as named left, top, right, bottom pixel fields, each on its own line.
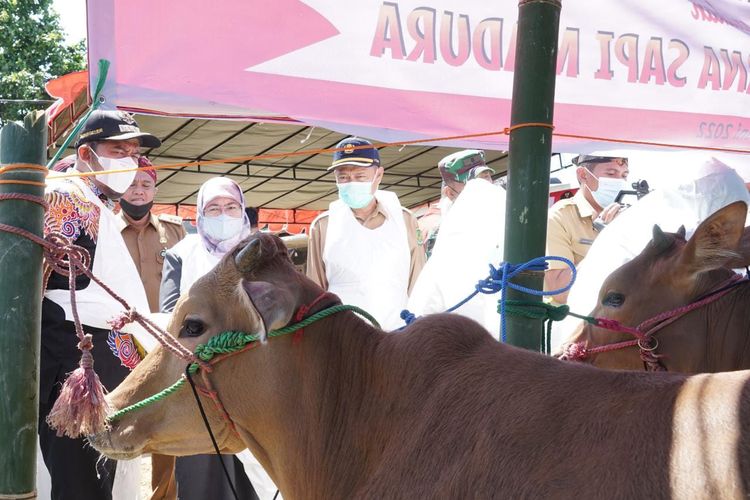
left=37, top=110, right=750, bottom=499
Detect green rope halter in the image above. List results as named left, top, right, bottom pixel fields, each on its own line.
left=108, top=304, right=378, bottom=422
left=501, top=300, right=596, bottom=354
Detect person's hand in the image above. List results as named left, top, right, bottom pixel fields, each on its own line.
left=598, top=202, right=624, bottom=224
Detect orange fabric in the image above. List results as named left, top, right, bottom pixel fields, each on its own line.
left=45, top=71, right=89, bottom=122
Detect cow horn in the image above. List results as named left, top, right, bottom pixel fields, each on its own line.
left=235, top=238, right=263, bottom=273
left=652, top=224, right=672, bottom=254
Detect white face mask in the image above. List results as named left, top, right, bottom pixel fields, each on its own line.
left=202, top=214, right=244, bottom=241
left=88, top=150, right=138, bottom=194
left=590, top=175, right=629, bottom=208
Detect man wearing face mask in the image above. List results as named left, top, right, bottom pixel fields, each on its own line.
left=41, top=110, right=159, bottom=499
left=306, top=137, right=425, bottom=330
left=545, top=154, right=629, bottom=304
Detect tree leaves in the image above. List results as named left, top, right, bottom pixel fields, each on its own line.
left=0, top=0, right=86, bottom=123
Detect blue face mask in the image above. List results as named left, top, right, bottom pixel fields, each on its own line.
left=591, top=175, right=629, bottom=208
left=202, top=214, right=244, bottom=241
left=337, top=181, right=374, bottom=209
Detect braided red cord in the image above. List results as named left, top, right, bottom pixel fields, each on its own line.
left=292, top=291, right=338, bottom=344
left=574, top=274, right=748, bottom=370
left=199, top=370, right=239, bottom=435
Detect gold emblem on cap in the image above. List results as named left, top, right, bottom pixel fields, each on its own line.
left=343, top=143, right=355, bottom=154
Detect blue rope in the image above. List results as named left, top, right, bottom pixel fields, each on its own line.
left=400, top=255, right=577, bottom=342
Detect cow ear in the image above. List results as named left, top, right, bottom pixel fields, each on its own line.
left=241, top=280, right=296, bottom=340
left=681, top=201, right=747, bottom=275
left=724, top=225, right=750, bottom=269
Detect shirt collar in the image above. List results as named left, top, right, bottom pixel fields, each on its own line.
left=353, top=200, right=388, bottom=224
left=572, top=189, right=595, bottom=218
left=72, top=164, right=115, bottom=210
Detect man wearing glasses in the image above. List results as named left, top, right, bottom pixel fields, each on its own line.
left=307, top=137, right=425, bottom=330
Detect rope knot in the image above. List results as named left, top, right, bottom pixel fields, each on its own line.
left=194, top=344, right=210, bottom=360
left=559, top=342, right=588, bottom=361
left=475, top=264, right=505, bottom=294
left=43, top=232, right=91, bottom=277
left=108, top=308, right=138, bottom=330
left=548, top=304, right=570, bottom=322
left=77, top=333, right=94, bottom=352
left=400, top=309, right=417, bottom=325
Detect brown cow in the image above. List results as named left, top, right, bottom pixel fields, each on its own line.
left=90, top=233, right=750, bottom=499
left=563, top=201, right=750, bottom=373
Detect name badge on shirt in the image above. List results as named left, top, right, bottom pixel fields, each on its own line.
left=578, top=238, right=594, bottom=245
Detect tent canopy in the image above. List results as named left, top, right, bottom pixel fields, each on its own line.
left=52, top=111, right=510, bottom=210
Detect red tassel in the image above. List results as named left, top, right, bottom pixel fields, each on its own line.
left=46, top=335, right=110, bottom=438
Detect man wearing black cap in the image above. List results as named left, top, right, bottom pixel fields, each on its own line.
left=307, top=137, right=425, bottom=330
left=41, top=110, right=160, bottom=499
left=545, top=154, right=629, bottom=303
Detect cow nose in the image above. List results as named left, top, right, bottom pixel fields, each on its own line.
left=86, top=429, right=113, bottom=450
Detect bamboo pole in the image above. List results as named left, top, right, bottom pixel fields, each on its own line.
left=0, top=111, right=47, bottom=499
left=503, top=0, right=561, bottom=351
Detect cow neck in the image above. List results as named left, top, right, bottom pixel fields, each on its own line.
left=190, top=291, right=344, bottom=435
left=241, top=303, right=386, bottom=498
left=685, top=276, right=750, bottom=372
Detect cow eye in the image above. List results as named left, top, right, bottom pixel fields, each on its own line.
left=180, top=318, right=206, bottom=338
left=602, top=292, right=625, bottom=308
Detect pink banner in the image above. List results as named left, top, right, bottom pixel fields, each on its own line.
left=88, top=0, right=750, bottom=153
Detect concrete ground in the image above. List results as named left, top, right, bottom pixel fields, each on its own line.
left=140, top=455, right=152, bottom=498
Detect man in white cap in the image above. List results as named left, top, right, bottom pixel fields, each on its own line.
left=545, top=154, right=629, bottom=303
left=306, top=137, right=425, bottom=330
left=553, top=155, right=750, bottom=351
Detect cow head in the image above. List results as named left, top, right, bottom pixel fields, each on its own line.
left=89, top=233, right=324, bottom=459
left=565, top=201, right=749, bottom=370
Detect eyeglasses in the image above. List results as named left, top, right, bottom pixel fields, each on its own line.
left=204, top=203, right=243, bottom=217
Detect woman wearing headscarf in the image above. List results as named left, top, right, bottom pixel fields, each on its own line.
left=160, top=176, right=252, bottom=311
left=159, top=177, right=275, bottom=500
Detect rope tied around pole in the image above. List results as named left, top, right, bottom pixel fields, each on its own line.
left=0, top=186, right=204, bottom=437
left=400, top=256, right=577, bottom=348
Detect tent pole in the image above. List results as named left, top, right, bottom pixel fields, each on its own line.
left=503, top=0, right=561, bottom=351
left=0, top=111, right=47, bottom=498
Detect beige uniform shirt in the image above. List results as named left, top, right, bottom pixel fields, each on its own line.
left=117, top=212, right=187, bottom=312
left=307, top=203, right=426, bottom=294
left=546, top=190, right=598, bottom=270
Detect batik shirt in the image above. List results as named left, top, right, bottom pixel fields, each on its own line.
left=43, top=174, right=108, bottom=291
left=42, top=172, right=141, bottom=371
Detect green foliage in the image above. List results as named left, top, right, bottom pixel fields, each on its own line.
left=0, top=0, right=86, bottom=124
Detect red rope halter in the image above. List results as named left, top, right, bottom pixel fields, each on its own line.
left=561, top=274, right=747, bottom=371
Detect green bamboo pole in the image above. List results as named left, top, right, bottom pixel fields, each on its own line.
left=0, top=110, right=47, bottom=498
left=503, top=0, right=561, bottom=351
